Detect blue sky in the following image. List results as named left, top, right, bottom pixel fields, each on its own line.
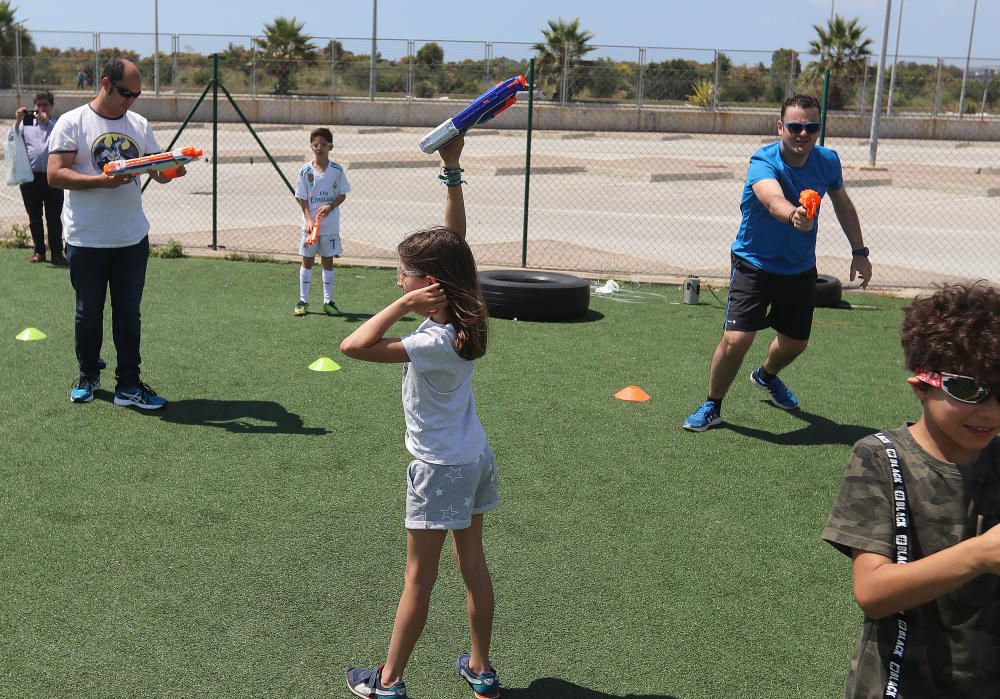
left=20, top=1, right=999, bottom=66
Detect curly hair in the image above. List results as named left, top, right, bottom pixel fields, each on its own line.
left=901, top=282, right=1000, bottom=381
left=397, top=226, right=488, bottom=361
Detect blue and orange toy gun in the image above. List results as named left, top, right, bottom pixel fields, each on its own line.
left=419, top=75, right=527, bottom=153
left=102, top=146, right=203, bottom=179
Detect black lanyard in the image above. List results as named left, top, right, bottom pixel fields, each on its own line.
left=875, top=432, right=912, bottom=699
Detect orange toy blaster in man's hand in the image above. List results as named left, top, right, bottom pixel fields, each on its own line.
left=799, top=189, right=821, bottom=219
left=103, top=146, right=203, bottom=178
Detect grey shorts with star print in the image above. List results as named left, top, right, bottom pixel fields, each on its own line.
left=405, top=445, right=500, bottom=530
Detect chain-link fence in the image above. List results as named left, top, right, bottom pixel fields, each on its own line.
left=11, top=32, right=999, bottom=115
left=3, top=33, right=999, bottom=288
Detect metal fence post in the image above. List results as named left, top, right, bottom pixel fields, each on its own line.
left=636, top=46, right=646, bottom=109
left=485, top=41, right=492, bottom=85
left=171, top=35, right=179, bottom=94
left=712, top=50, right=721, bottom=111
left=521, top=58, right=535, bottom=268
left=251, top=38, right=257, bottom=98
left=931, top=58, right=943, bottom=116
left=212, top=53, right=219, bottom=250
left=981, top=68, right=993, bottom=117
left=859, top=56, right=870, bottom=113
left=14, top=23, right=22, bottom=100
left=406, top=39, right=414, bottom=99
left=330, top=39, right=338, bottom=100
left=560, top=44, right=569, bottom=106
left=787, top=51, right=796, bottom=98
left=94, top=33, right=101, bottom=96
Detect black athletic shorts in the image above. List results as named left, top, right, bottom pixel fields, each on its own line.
left=724, top=252, right=817, bottom=341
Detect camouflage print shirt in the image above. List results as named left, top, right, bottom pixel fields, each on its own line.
left=823, top=425, right=1000, bottom=699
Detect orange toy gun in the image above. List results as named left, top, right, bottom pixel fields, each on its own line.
left=306, top=214, right=321, bottom=246
left=799, top=189, right=821, bottom=219
left=103, top=146, right=203, bottom=178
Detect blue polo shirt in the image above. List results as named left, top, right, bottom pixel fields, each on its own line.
left=731, top=141, right=843, bottom=275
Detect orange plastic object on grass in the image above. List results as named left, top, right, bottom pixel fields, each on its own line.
left=799, top=189, right=821, bottom=219
left=615, top=385, right=651, bottom=402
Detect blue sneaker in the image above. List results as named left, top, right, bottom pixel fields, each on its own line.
left=457, top=653, right=500, bottom=699
left=113, top=382, right=167, bottom=410
left=346, top=665, right=407, bottom=698
left=683, top=400, right=722, bottom=432
left=70, top=376, right=100, bottom=403
left=751, top=367, right=799, bottom=410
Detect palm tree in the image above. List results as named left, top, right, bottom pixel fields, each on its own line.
left=254, top=16, right=316, bottom=95
left=0, top=1, right=34, bottom=89
left=806, top=15, right=873, bottom=109
left=532, top=17, right=595, bottom=102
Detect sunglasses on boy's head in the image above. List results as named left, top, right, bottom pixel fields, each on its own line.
left=915, top=370, right=1000, bottom=405
left=396, top=266, right=426, bottom=279
left=782, top=121, right=821, bottom=135
left=111, top=81, right=142, bottom=99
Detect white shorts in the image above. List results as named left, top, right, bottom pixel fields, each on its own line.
left=405, top=445, right=500, bottom=530
left=299, top=230, right=342, bottom=258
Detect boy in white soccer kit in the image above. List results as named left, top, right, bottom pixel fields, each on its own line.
left=294, top=127, right=350, bottom=317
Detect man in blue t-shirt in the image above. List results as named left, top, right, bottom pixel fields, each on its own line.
left=683, top=94, right=873, bottom=432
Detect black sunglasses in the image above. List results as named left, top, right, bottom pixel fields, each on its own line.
left=916, top=370, right=999, bottom=405
left=111, top=81, right=142, bottom=99
left=782, top=121, right=820, bottom=135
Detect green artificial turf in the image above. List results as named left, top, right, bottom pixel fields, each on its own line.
left=0, top=248, right=916, bottom=698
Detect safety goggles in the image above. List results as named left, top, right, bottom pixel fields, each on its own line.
left=396, top=266, right=426, bottom=279
left=915, top=370, right=999, bottom=405
left=111, top=81, right=142, bottom=99
left=782, top=121, right=820, bottom=135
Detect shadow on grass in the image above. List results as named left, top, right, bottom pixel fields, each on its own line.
left=490, top=309, right=606, bottom=324
left=138, top=399, right=328, bottom=435
left=504, top=678, right=677, bottom=698
left=305, top=309, right=377, bottom=323
left=725, top=407, right=877, bottom=446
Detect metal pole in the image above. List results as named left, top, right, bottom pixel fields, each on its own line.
left=212, top=54, right=218, bottom=250
left=958, top=0, right=978, bottom=118
left=859, top=56, right=869, bottom=113
left=636, top=46, right=646, bottom=109
left=330, top=39, right=337, bottom=100
left=485, top=41, right=492, bottom=85
left=406, top=39, right=414, bottom=99
left=521, top=58, right=535, bottom=268
left=94, top=33, right=101, bottom=96
left=560, top=44, right=569, bottom=106
left=712, top=50, right=721, bottom=110
left=787, top=51, right=796, bottom=99
left=820, top=69, right=830, bottom=145
left=981, top=69, right=993, bottom=117
left=172, top=34, right=178, bottom=94
left=931, top=58, right=943, bottom=116
left=14, top=23, right=22, bottom=100
left=830, top=0, right=835, bottom=22
left=154, top=0, right=160, bottom=95
left=886, top=0, right=902, bottom=115
left=868, top=0, right=892, bottom=166
left=251, top=38, right=257, bottom=98
left=369, top=0, right=377, bottom=100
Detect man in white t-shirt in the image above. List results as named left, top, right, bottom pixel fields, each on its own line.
left=48, top=58, right=184, bottom=409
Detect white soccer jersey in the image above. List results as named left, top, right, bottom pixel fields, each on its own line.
left=294, top=160, right=350, bottom=237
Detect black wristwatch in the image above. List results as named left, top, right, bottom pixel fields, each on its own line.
left=851, top=247, right=869, bottom=257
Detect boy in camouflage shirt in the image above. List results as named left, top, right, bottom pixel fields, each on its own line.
left=823, top=282, right=1000, bottom=698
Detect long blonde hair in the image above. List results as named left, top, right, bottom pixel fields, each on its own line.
left=398, top=226, right=488, bottom=360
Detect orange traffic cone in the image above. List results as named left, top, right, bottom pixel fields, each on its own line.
left=615, top=385, right=650, bottom=402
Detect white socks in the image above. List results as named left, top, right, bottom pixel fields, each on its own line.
left=299, top=267, right=311, bottom=303
left=322, top=268, right=335, bottom=304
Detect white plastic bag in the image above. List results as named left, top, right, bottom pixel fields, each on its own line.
left=4, top=128, right=34, bottom=186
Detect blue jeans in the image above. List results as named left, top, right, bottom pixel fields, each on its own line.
left=67, top=237, right=149, bottom=391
